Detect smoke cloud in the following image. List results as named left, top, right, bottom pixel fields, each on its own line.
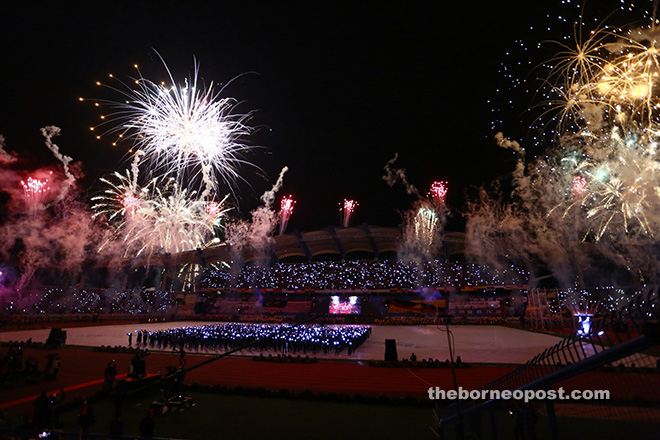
left=0, top=135, right=17, bottom=164
left=382, top=153, right=420, bottom=197
left=260, top=166, right=288, bottom=208
left=41, top=126, right=76, bottom=204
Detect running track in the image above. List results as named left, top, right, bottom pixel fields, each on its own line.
left=0, top=346, right=514, bottom=416
left=3, top=346, right=656, bottom=419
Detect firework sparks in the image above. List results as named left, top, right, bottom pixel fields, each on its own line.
left=92, top=169, right=141, bottom=222
left=93, top=171, right=227, bottom=257
left=85, top=56, right=267, bottom=261
left=413, top=205, right=439, bottom=255
left=120, top=180, right=218, bottom=256
left=340, top=199, right=358, bottom=228
left=278, top=195, right=295, bottom=235
left=496, top=5, right=660, bottom=243
left=87, top=56, right=256, bottom=196
left=571, top=176, right=587, bottom=199
left=552, top=18, right=660, bottom=240
left=21, top=175, right=51, bottom=211
left=121, top=191, right=141, bottom=212
left=206, top=200, right=225, bottom=219
left=428, top=181, right=448, bottom=206
left=398, top=200, right=443, bottom=263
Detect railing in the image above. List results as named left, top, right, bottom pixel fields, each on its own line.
left=434, top=287, right=660, bottom=439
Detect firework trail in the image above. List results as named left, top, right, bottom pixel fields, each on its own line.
left=40, top=126, right=76, bottom=204
left=0, top=135, right=16, bottom=164
left=225, top=165, right=289, bottom=267
left=382, top=155, right=448, bottom=263
left=340, top=199, right=358, bottom=227
left=382, top=153, right=421, bottom=197
left=278, top=195, right=295, bottom=235
left=260, top=166, right=288, bottom=208
left=130, top=150, right=145, bottom=189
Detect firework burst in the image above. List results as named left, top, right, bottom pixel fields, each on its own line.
left=412, top=204, right=440, bottom=255
left=93, top=170, right=228, bottom=257
left=86, top=56, right=256, bottom=196
left=428, top=181, right=448, bottom=207
left=278, top=195, right=295, bottom=235
left=339, top=199, right=358, bottom=228
left=503, top=5, right=660, bottom=243
left=21, top=174, right=51, bottom=212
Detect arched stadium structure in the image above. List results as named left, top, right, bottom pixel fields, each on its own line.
left=12, top=223, right=641, bottom=324
left=135, top=225, right=466, bottom=266
left=103, top=225, right=531, bottom=321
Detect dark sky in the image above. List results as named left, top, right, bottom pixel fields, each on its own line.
left=0, top=0, right=612, bottom=231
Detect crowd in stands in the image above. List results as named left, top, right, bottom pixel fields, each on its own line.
left=1, top=287, right=178, bottom=316
left=200, top=259, right=528, bottom=290
left=192, top=315, right=284, bottom=324
left=128, top=323, right=372, bottom=355
left=374, top=317, right=434, bottom=326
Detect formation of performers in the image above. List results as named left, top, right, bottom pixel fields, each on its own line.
left=128, top=323, right=371, bottom=355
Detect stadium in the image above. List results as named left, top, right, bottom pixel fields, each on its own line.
left=1, top=222, right=659, bottom=439
left=2, top=1, right=660, bottom=439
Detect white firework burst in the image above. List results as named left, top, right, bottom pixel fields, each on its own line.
left=88, top=55, right=256, bottom=196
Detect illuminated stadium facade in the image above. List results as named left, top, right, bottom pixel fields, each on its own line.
left=118, top=226, right=528, bottom=293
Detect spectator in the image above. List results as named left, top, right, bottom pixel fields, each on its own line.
left=103, top=361, right=117, bottom=390
left=109, top=413, right=123, bottom=439
left=178, top=347, right=186, bottom=367
left=32, top=390, right=51, bottom=429
left=49, top=388, right=65, bottom=428
left=52, top=355, right=61, bottom=379
left=139, top=409, right=155, bottom=438
left=77, top=400, right=95, bottom=434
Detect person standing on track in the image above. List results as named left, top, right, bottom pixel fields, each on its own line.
left=178, top=347, right=186, bottom=367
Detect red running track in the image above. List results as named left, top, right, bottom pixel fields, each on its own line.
left=3, top=346, right=656, bottom=420
left=0, top=347, right=514, bottom=416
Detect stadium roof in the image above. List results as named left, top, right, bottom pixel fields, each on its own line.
left=128, top=225, right=467, bottom=268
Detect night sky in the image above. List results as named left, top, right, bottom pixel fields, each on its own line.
left=0, top=0, right=625, bottom=232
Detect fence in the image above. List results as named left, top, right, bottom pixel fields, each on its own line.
left=434, top=287, right=660, bottom=439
